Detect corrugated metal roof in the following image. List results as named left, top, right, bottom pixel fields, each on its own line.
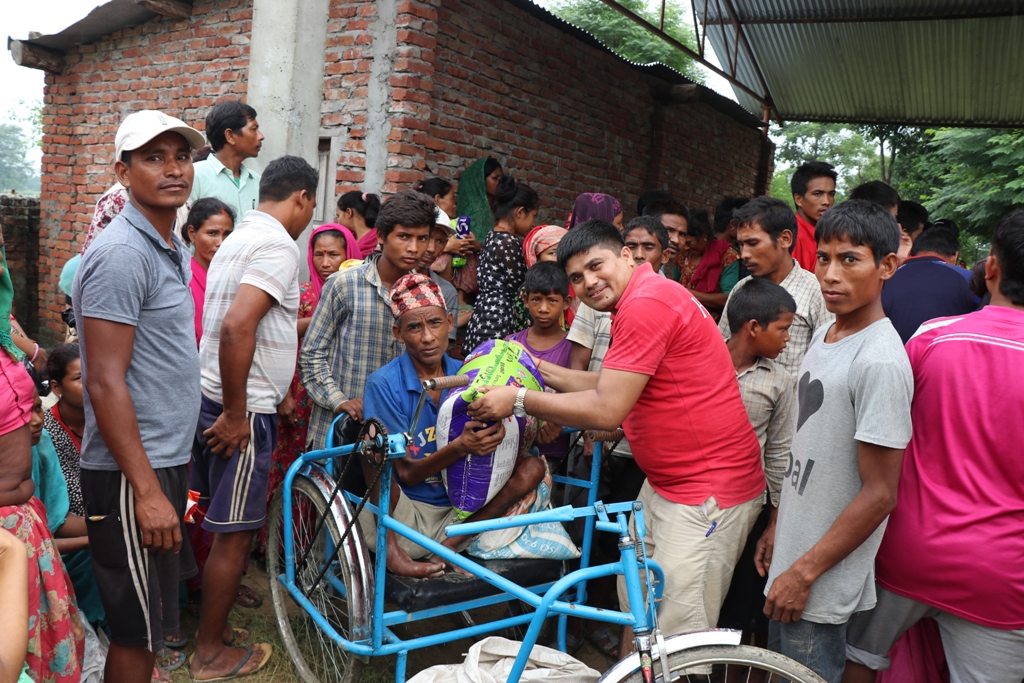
left=694, top=0, right=1024, bottom=125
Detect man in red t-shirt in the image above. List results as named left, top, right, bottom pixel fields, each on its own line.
left=469, top=220, right=766, bottom=653
left=790, top=161, right=837, bottom=271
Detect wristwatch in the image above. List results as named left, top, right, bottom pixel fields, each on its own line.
left=513, top=387, right=528, bottom=418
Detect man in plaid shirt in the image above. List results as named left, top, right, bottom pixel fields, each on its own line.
left=719, top=196, right=833, bottom=381
left=300, top=191, right=436, bottom=449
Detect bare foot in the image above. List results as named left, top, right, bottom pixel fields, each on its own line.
left=190, top=643, right=270, bottom=681
left=386, top=544, right=445, bottom=579
left=426, top=538, right=472, bottom=577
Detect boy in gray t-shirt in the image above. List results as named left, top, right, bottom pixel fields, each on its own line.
left=755, top=200, right=913, bottom=683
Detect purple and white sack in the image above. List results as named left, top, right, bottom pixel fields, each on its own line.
left=436, top=340, right=543, bottom=519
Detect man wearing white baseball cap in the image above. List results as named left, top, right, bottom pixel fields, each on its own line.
left=72, top=110, right=221, bottom=683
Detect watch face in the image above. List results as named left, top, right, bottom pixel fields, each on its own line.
left=513, top=406, right=527, bottom=418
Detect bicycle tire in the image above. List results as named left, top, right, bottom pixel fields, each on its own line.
left=268, top=475, right=363, bottom=683
left=603, top=644, right=826, bottom=683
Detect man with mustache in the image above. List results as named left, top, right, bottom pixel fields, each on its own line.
left=190, top=100, right=265, bottom=221
left=73, top=110, right=206, bottom=683
left=719, top=196, right=833, bottom=380
left=190, top=156, right=319, bottom=681
left=469, top=220, right=766, bottom=663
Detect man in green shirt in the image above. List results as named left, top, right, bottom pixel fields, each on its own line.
left=190, top=100, right=264, bottom=221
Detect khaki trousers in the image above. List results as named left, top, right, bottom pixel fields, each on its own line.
left=617, top=480, right=765, bottom=637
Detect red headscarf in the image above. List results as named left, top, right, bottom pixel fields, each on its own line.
left=523, top=225, right=567, bottom=268
left=307, top=223, right=361, bottom=303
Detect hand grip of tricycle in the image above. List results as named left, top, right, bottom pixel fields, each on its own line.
left=587, top=428, right=625, bottom=442
left=422, top=375, right=471, bottom=391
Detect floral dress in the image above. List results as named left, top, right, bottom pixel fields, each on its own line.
left=258, top=283, right=319, bottom=553
left=462, top=231, right=529, bottom=353
left=2, top=498, right=84, bottom=683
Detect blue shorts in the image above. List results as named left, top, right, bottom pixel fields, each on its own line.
left=191, top=395, right=277, bottom=534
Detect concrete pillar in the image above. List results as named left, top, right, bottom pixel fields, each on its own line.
left=246, top=0, right=331, bottom=278
left=365, top=0, right=398, bottom=195
left=246, top=0, right=332, bottom=170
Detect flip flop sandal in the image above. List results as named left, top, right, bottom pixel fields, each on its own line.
left=585, top=626, right=621, bottom=659
left=151, top=667, right=171, bottom=683
left=563, top=632, right=586, bottom=657
left=189, top=643, right=273, bottom=683
left=225, top=627, right=250, bottom=647
left=156, top=647, right=185, bottom=672
left=165, top=630, right=188, bottom=649
left=234, top=585, right=263, bottom=609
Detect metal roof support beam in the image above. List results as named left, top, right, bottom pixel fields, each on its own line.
left=714, top=0, right=771, bottom=105
left=592, top=0, right=772, bottom=111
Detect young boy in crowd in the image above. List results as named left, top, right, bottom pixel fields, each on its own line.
left=300, top=190, right=435, bottom=449
left=757, top=200, right=913, bottom=683
left=790, top=161, right=838, bottom=271
left=719, top=278, right=796, bottom=638
left=507, top=262, right=572, bottom=460
left=622, top=216, right=670, bottom=272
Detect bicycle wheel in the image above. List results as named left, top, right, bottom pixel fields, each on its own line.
left=268, top=474, right=364, bottom=683
left=605, top=644, right=825, bottom=683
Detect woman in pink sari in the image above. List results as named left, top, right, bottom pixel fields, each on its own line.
left=336, top=191, right=382, bottom=258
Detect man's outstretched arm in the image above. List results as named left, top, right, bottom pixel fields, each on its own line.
left=468, top=367, right=648, bottom=432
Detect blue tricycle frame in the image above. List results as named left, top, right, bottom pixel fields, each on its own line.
left=272, top=409, right=667, bottom=683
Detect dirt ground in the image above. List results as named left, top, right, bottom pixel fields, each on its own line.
left=170, top=561, right=616, bottom=683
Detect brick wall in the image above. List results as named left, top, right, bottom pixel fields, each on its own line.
left=322, top=0, right=768, bottom=218
left=37, top=0, right=252, bottom=343
left=32, top=0, right=770, bottom=339
left=323, top=0, right=376, bottom=186
left=423, top=0, right=767, bottom=221
left=2, top=195, right=43, bottom=342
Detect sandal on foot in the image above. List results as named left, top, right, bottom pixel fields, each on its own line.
left=165, top=629, right=188, bottom=649
left=151, top=667, right=171, bottom=683
left=234, top=585, right=263, bottom=609
left=189, top=643, right=273, bottom=683
left=563, top=632, right=586, bottom=657
left=225, top=627, right=250, bottom=647
left=586, top=626, right=620, bottom=658
left=156, top=647, right=185, bottom=672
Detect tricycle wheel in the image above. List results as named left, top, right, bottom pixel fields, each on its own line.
left=268, top=475, right=364, bottom=683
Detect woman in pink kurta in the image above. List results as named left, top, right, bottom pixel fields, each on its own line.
left=183, top=198, right=235, bottom=346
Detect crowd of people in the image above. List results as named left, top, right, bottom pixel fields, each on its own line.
left=0, top=98, right=1021, bottom=683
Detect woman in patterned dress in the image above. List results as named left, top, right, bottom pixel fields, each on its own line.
left=462, top=175, right=540, bottom=353
left=43, top=344, right=84, bottom=518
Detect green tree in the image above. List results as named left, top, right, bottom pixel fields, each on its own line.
left=923, top=128, right=1024, bottom=236
left=0, top=123, right=39, bottom=194
left=548, top=0, right=704, bottom=83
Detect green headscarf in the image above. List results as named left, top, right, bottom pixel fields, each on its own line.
left=0, top=243, right=22, bottom=359
left=456, top=157, right=499, bottom=242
